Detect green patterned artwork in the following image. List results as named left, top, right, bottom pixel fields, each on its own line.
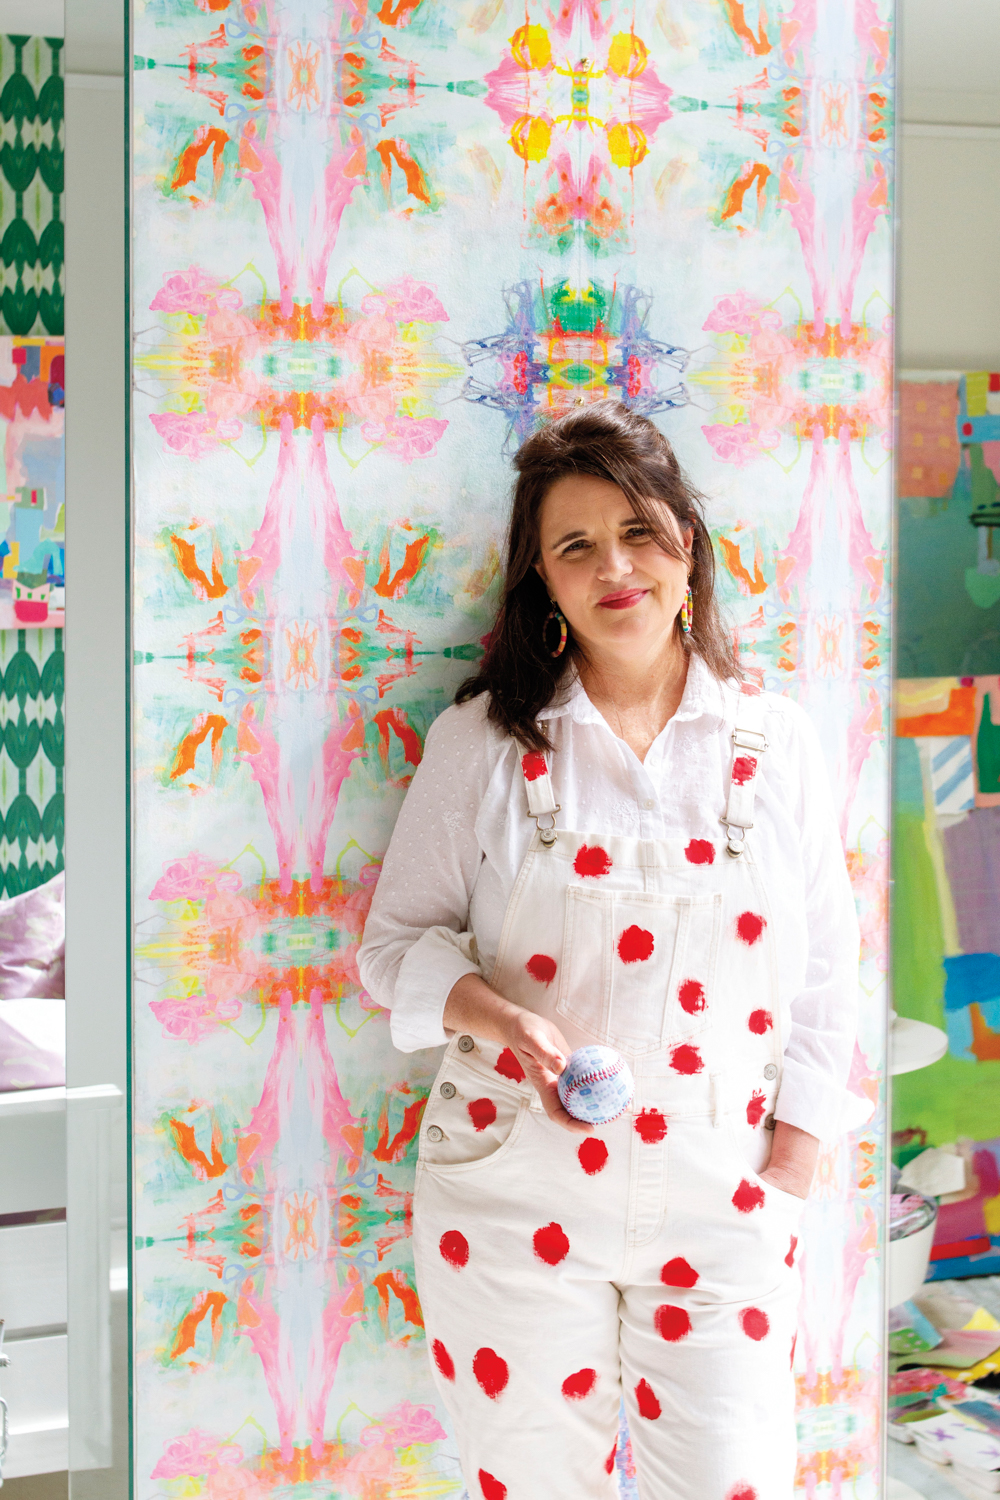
left=0, top=626, right=63, bottom=896
left=0, top=34, right=63, bottom=338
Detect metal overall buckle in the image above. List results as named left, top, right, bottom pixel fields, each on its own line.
left=531, top=809, right=560, bottom=847
left=720, top=819, right=749, bottom=858
left=731, top=728, right=768, bottom=754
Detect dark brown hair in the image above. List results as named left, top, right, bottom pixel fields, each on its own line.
left=456, top=400, right=741, bottom=751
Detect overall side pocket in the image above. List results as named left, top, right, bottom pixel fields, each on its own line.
left=723, top=1114, right=807, bottom=1217
left=418, top=1051, right=530, bottom=1176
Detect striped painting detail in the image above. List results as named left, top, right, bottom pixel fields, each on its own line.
left=917, top=735, right=976, bottom=817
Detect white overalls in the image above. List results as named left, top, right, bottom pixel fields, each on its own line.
left=412, top=688, right=804, bottom=1500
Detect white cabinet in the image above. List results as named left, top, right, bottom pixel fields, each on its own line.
left=1, top=1334, right=68, bottom=1478
left=0, top=1083, right=121, bottom=1480
left=0, top=1221, right=67, bottom=1332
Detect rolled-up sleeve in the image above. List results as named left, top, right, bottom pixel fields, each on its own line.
left=358, top=702, right=500, bottom=1053
left=772, top=705, right=862, bottom=1142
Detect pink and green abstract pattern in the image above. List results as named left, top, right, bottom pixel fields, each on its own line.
left=131, top=0, right=892, bottom=1494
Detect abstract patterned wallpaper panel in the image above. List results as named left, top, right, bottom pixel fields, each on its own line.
left=0, top=35, right=63, bottom=338
left=131, top=2, right=892, bottom=1495
left=0, top=626, right=62, bottom=897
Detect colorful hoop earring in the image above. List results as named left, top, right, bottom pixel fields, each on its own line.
left=680, top=584, right=693, bottom=636
left=544, top=602, right=568, bottom=658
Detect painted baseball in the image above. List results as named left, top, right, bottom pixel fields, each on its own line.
left=557, top=1045, right=635, bottom=1125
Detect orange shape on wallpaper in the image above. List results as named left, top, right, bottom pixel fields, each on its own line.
left=169, top=1290, right=227, bottom=1361
left=721, top=162, right=771, bottom=222
left=372, top=1269, right=424, bottom=1341
left=718, top=534, right=767, bottom=594
left=372, top=1092, right=427, bottom=1163
left=170, top=533, right=228, bottom=600
left=169, top=1116, right=228, bottom=1180
left=169, top=713, right=228, bottom=781
left=896, top=685, right=976, bottom=737
left=375, top=138, right=431, bottom=205
left=721, top=0, right=772, bottom=55
left=170, top=126, right=229, bottom=194
left=374, top=531, right=431, bottom=598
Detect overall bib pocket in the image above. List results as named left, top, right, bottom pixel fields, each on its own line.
left=418, top=1052, right=529, bottom=1175
left=555, top=887, right=723, bottom=1055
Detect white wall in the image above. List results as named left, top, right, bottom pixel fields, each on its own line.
left=900, top=0, right=1000, bottom=125
left=897, top=130, right=1000, bottom=369
left=63, top=6, right=128, bottom=1487
left=64, top=60, right=126, bottom=1105
left=897, top=0, right=1000, bottom=369
left=0, top=2, right=64, bottom=36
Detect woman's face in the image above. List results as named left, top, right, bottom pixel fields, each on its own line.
left=534, top=474, right=693, bottom=659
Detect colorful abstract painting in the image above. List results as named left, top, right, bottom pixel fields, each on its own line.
left=0, top=326, right=65, bottom=899
left=0, top=335, right=65, bottom=628
left=897, top=374, right=1000, bottom=678
left=892, top=376, right=1000, bottom=1276
left=131, top=1, right=892, bottom=1495
left=892, top=373, right=1000, bottom=1166
left=892, top=678, right=1000, bottom=1279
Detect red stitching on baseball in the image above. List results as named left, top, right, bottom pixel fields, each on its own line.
left=563, top=1058, right=629, bottom=1120
left=564, top=1064, right=621, bottom=1097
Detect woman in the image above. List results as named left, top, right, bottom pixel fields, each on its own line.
left=358, top=402, right=859, bottom=1500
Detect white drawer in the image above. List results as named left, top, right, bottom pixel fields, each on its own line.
left=1, top=1332, right=68, bottom=1479
left=0, top=1220, right=67, bottom=1333
left=0, top=1089, right=66, bottom=1216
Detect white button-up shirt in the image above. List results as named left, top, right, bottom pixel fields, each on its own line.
left=358, top=655, right=861, bottom=1141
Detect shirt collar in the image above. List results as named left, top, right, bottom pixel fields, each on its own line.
left=542, top=653, right=729, bottom=733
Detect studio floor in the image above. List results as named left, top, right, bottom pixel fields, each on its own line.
left=889, top=1277, right=1000, bottom=1500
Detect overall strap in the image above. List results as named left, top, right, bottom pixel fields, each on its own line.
left=518, top=737, right=560, bottom=847
left=722, top=684, right=768, bottom=858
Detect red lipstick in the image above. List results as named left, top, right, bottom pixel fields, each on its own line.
left=597, top=588, right=647, bottom=610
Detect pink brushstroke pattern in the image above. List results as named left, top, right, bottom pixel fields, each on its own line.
left=236, top=989, right=363, bottom=1461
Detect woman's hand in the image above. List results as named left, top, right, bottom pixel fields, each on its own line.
left=443, top=972, right=591, bottom=1135
left=758, top=1120, right=819, bottom=1200
left=503, top=1008, right=593, bottom=1136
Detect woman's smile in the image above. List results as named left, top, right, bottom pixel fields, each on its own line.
left=597, top=587, right=649, bottom=610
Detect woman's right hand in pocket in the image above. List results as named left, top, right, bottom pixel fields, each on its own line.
left=503, top=1009, right=593, bottom=1136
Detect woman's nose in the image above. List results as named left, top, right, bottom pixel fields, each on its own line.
left=595, top=541, right=632, bottom=578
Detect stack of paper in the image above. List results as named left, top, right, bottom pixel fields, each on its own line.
left=888, top=1370, right=970, bottom=1441
left=907, top=1412, right=1000, bottom=1489
left=891, top=1291, right=1000, bottom=1382
left=889, top=1300, right=943, bottom=1357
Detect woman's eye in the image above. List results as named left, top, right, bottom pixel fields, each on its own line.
left=625, top=527, right=649, bottom=540
left=562, top=540, right=588, bottom=554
